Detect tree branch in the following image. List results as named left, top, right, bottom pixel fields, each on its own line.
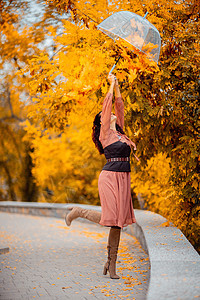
left=7, top=88, right=14, bottom=117
left=0, top=115, right=24, bottom=122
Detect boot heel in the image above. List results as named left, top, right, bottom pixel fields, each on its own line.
left=103, top=265, right=108, bottom=275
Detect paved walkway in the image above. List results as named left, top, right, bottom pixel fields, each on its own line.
left=0, top=212, right=150, bottom=300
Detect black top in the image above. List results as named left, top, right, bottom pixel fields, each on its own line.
left=102, top=141, right=131, bottom=172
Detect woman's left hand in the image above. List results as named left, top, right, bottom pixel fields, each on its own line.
left=115, top=77, right=119, bottom=86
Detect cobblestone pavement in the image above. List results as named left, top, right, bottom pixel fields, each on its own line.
left=0, top=212, right=150, bottom=300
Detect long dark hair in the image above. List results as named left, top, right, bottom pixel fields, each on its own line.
left=92, top=111, right=125, bottom=154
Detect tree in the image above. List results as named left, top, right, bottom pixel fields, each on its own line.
left=26, top=0, right=199, bottom=251
left=1, top=0, right=199, bottom=252
left=0, top=0, right=65, bottom=201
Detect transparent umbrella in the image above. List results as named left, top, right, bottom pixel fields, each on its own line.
left=97, top=11, right=161, bottom=72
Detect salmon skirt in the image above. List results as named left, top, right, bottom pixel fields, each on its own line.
left=98, top=170, right=136, bottom=228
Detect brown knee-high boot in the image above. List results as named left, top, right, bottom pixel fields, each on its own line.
left=65, top=207, right=101, bottom=226
left=103, top=227, right=121, bottom=279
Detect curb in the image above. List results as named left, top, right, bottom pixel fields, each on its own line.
left=0, top=201, right=200, bottom=300
left=0, top=247, right=9, bottom=255
left=125, top=210, right=200, bottom=300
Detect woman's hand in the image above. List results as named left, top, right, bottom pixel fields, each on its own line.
left=115, top=77, right=119, bottom=87
left=114, top=76, right=121, bottom=98
left=107, top=73, right=116, bottom=85
left=107, top=73, right=115, bottom=95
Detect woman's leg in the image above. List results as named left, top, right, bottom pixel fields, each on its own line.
left=66, top=209, right=121, bottom=279
left=65, top=207, right=101, bottom=226
left=103, top=226, right=121, bottom=279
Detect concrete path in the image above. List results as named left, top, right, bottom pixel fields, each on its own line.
left=0, top=212, right=150, bottom=300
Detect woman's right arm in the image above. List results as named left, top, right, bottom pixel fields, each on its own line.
left=114, top=78, right=124, bottom=130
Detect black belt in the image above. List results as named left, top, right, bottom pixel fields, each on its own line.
left=107, top=157, right=130, bottom=162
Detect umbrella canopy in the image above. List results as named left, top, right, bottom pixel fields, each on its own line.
left=97, top=11, right=161, bottom=64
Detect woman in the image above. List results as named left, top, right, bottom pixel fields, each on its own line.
left=65, top=73, right=137, bottom=279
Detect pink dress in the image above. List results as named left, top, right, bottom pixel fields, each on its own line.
left=98, top=92, right=136, bottom=228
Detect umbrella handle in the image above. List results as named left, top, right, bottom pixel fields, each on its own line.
left=109, top=63, right=117, bottom=74
left=109, top=56, right=121, bottom=74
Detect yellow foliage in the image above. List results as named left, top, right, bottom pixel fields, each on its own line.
left=1, top=0, right=199, bottom=252
left=24, top=98, right=105, bottom=204
left=132, top=152, right=172, bottom=212
left=132, top=152, right=200, bottom=252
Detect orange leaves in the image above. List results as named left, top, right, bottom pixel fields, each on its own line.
left=1, top=0, right=198, bottom=253
left=82, top=230, right=107, bottom=242
left=24, top=100, right=105, bottom=203
left=28, top=53, right=59, bottom=95
left=123, top=275, right=142, bottom=286
left=58, top=20, right=80, bottom=45
left=117, top=239, right=149, bottom=293
left=115, top=37, right=159, bottom=77
left=128, top=69, right=137, bottom=84
left=160, top=221, right=171, bottom=227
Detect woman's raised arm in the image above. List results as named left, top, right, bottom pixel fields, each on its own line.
left=114, top=79, right=124, bottom=130
left=100, top=74, right=115, bottom=140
